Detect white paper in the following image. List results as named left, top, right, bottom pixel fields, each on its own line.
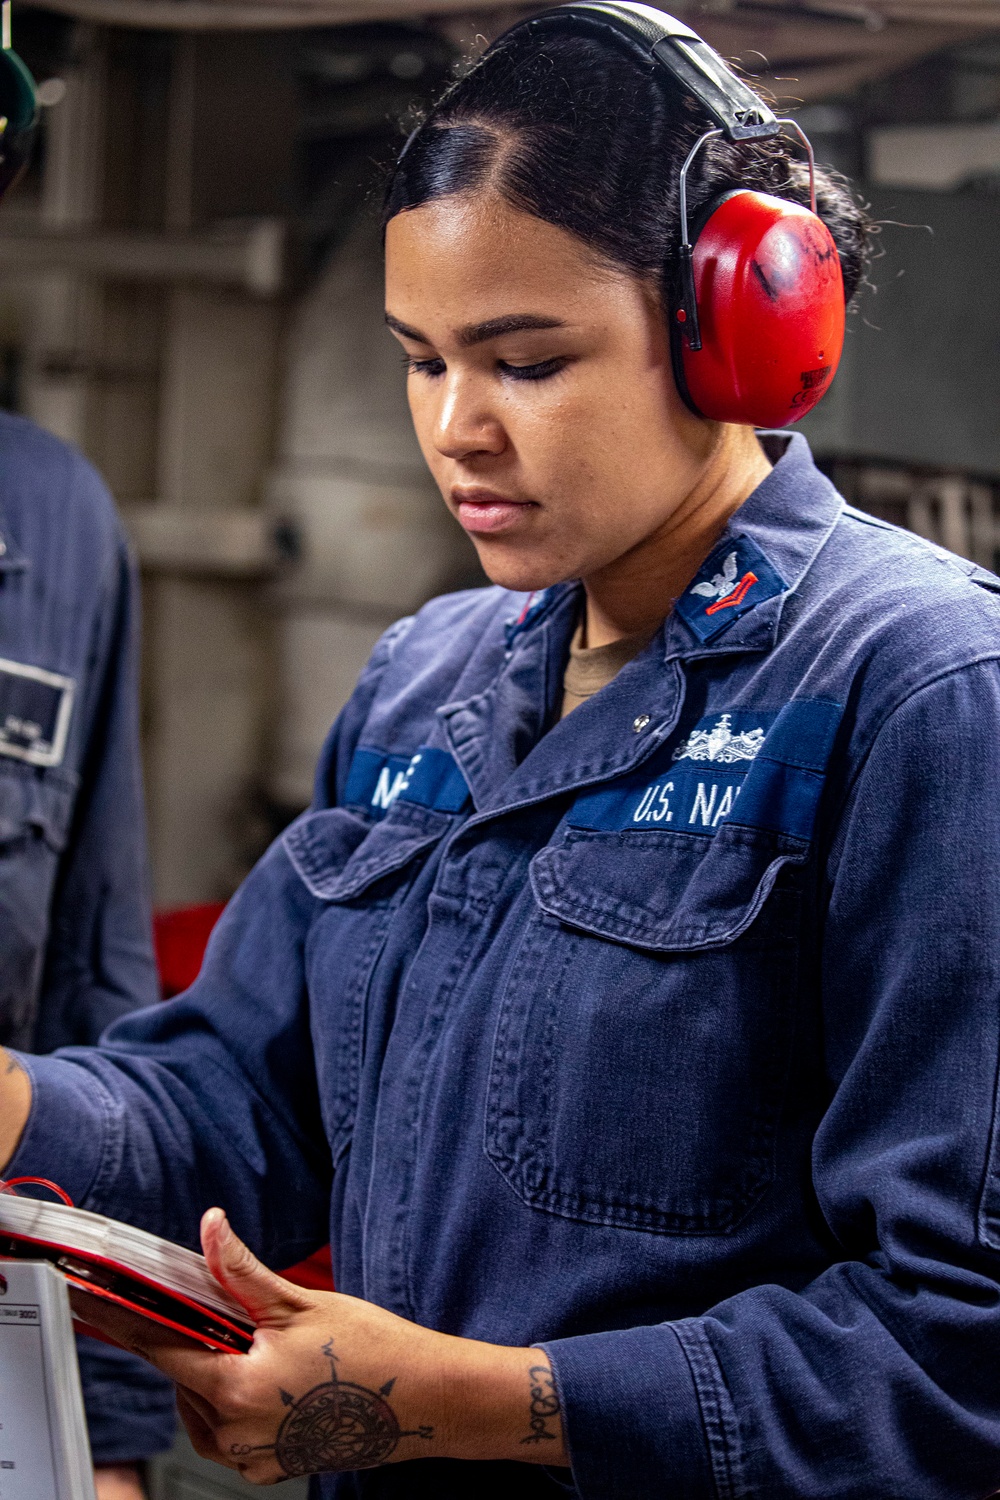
left=0, top=1262, right=95, bottom=1500
left=0, top=1306, right=60, bottom=1497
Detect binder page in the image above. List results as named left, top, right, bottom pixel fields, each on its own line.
left=0, top=1299, right=59, bottom=1498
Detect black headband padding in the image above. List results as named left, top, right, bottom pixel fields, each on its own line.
left=486, top=3, right=778, bottom=142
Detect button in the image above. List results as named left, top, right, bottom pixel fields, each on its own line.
left=0, top=539, right=6, bottom=556
left=632, top=714, right=650, bottom=733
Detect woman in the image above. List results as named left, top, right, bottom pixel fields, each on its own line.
left=4, top=6, right=1000, bottom=1497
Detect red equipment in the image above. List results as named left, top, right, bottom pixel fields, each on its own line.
left=153, top=903, right=225, bottom=999
left=679, top=190, right=845, bottom=429
left=522, top=3, right=847, bottom=428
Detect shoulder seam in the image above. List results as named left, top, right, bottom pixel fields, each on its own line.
left=834, top=654, right=1000, bottom=826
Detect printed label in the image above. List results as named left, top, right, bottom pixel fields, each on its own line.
left=0, top=658, right=74, bottom=768
left=344, top=745, right=471, bottom=820
left=569, top=701, right=842, bottom=842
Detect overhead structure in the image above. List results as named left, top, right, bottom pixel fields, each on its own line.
left=13, top=0, right=999, bottom=103
left=15, top=0, right=1000, bottom=21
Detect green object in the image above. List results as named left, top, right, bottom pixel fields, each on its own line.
left=0, top=22, right=38, bottom=198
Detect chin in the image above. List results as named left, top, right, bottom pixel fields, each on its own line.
left=471, top=539, right=580, bottom=596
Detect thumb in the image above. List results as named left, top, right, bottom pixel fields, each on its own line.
left=200, top=1208, right=313, bottom=1327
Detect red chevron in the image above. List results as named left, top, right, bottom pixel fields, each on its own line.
left=705, top=571, right=758, bottom=616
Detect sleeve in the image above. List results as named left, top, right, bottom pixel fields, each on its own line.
left=14, top=466, right=179, bottom=1462
left=541, top=660, right=1000, bottom=1500
left=6, top=617, right=409, bottom=1265
left=32, top=495, right=158, bottom=1052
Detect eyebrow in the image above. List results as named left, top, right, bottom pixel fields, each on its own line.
left=384, top=312, right=567, bottom=347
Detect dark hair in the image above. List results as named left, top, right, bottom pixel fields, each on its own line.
left=383, top=23, right=872, bottom=309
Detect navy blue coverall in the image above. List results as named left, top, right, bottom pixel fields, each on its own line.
left=0, top=412, right=175, bottom=1465
left=10, top=433, right=1000, bottom=1497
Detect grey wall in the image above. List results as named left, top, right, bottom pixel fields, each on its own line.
left=799, top=186, right=1000, bottom=477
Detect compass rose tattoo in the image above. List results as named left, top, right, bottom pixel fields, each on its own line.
left=231, top=1339, right=434, bottom=1476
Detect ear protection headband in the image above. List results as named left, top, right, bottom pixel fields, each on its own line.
left=0, top=4, right=38, bottom=202
left=497, top=2, right=846, bottom=429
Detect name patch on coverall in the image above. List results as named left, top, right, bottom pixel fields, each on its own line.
left=569, top=700, right=842, bottom=841
left=0, top=658, right=74, bottom=767
left=345, top=745, right=471, bottom=820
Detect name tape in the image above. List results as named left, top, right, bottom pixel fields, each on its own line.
left=570, top=700, right=842, bottom=842
left=344, top=745, right=471, bottom=820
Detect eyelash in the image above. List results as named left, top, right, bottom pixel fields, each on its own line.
left=402, top=356, right=567, bottom=383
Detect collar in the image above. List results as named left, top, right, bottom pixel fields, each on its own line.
left=664, top=432, right=842, bottom=659
left=441, top=582, right=581, bottom=804
left=442, top=433, right=840, bottom=818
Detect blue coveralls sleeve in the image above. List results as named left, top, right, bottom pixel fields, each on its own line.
left=32, top=491, right=159, bottom=1051
left=7, top=616, right=410, bottom=1262
left=58, top=496, right=179, bottom=1468
left=541, top=660, right=1000, bottom=1500
left=0, top=433, right=176, bottom=1465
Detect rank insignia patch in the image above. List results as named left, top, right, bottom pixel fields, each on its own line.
left=676, top=535, right=787, bottom=643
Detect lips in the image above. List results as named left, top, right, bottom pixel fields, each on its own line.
left=451, top=488, right=537, bottom=537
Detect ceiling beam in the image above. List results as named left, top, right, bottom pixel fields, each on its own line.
left=10, top=0, right=990, bottom=106
left=743, top=0, right=1000, bottom=22
left=689, top=12, right=971, bottom=103
left=12, top=0, right=999, bottom=28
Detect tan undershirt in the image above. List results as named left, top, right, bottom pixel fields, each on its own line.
left=561, top=620, right=659, bottom=718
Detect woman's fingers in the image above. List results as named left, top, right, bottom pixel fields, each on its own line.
left=175, top=1387, right=219, bottom=1458
left=68, top=1283, right=249, bottom=1400
left=68, top=1287, right=191, bottom=1363
left=172, top=1379, right=219, bottom=1432
left=176, top=1390, right=284, bottom=1483
left=200, top=1207, right=314, bottom=1326
left=176, top=1392, right=288, bottom=1486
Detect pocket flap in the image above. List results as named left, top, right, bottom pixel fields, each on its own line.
left=284, top=802, right=451, bottom=902
left=530, top=820, right=807, bottom=952
left=0, top=770, right=74, bottom=852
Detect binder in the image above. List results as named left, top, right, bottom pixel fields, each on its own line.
left=0, top=1194, right=254, bottom=1355
left=0, top=1259, right=96, bottom=1500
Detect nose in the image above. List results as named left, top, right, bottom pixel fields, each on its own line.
left=433, top=370, right=506, bottom=461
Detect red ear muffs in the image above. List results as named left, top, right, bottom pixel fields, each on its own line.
left=675, top=190, right=846, bottom=429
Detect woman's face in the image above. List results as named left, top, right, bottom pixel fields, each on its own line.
left=384, top=192, right=721, bottom=595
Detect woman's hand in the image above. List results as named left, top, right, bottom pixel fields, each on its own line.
left=71, top=1209, right=566, bottom=1484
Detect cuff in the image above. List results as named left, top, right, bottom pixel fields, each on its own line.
left=539, top=1320, right=716, bottom=1500
left=6, top=1051, right=116, bottom=1209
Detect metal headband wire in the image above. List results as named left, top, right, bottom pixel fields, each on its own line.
left=777, top=119, right=818, bottom=215
left=679, top=119, right=819, bottom=251
left=675, top=117, right=820, bottom=352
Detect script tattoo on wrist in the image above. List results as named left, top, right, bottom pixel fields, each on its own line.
left=3, top=1051, right=23, bottom=1076
left=230, top=1339, right=433, bottom=1477
left=521, top=1362, right=561, bottom=1446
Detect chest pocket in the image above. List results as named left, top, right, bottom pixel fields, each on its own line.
left=0, top=768, right=74, bottom=1048
left=485, top=699, right=842, bottom=1237
left=285, top=801, right=453, bottom=1165
left=486, top=820, right=807, bottom=1235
